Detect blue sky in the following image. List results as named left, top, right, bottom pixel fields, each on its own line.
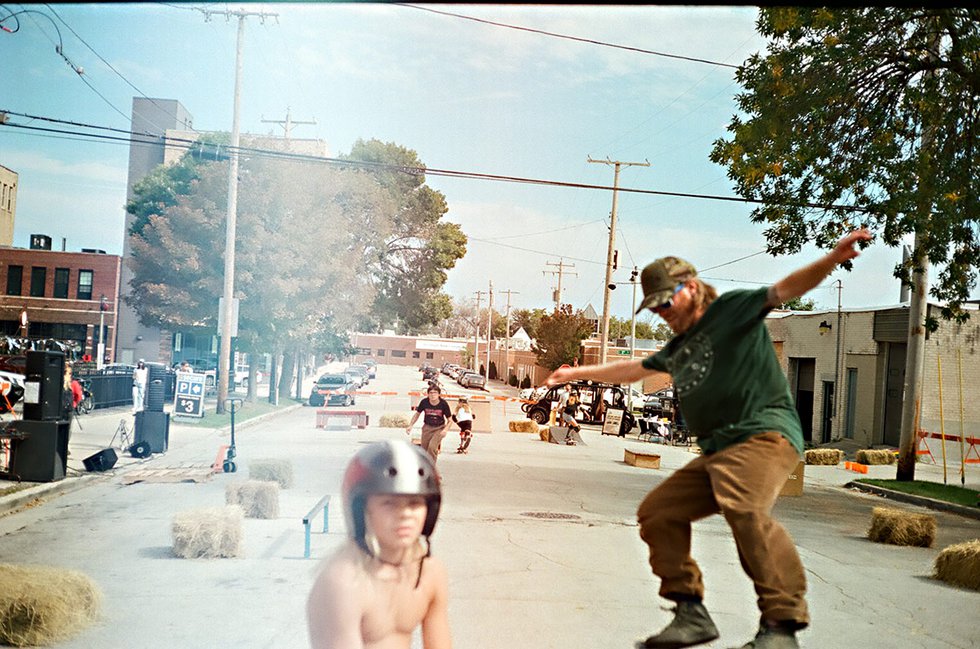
left=3, top=3, right=964, bottom=327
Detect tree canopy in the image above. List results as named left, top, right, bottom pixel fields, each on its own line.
left=710, top=8, right=980, bottom=320
left=126, top=137, right=465, bottom=353
left=532, top=305, right=595, bottom=370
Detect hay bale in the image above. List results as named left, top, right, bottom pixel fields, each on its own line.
left=172, top=506, right=244, bottom=559
left=379, top=413, right=411, bottom=428
left=856, top=449, right=896, bottom=465
left=226, top=480, right=280, bottom=519
left=508, top=419, right=539, bottom=433
left=249, top=459, right=294, bottom=489
left=805, top=448, right=844, bottom=465
left=0, top=563, right=102, bottom=647
left=933, top=539, right=980, bottom=591
left=867, top=506, right=936, bottom=548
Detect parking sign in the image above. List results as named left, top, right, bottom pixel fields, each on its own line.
left=174, top=371, right=206, bottom=417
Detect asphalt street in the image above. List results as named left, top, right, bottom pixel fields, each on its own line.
left=0, top=363, right=978, bottom=649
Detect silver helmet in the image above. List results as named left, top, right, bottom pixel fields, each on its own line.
left=341, top=440, right=441, bottom=556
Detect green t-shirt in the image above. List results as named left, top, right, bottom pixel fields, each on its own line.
left=642, top=287, right=803, bottom=456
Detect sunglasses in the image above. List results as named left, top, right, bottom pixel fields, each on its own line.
left=650, top=283, right=685, bottom=313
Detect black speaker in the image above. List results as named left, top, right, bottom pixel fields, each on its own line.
left=83, top=448, right=118, bottom=472
left=129, top=441, right=152, bottom=459
left=135, top=410, right=170, bottom=453
left=144, top=363, right=167, bottom=412
left=8, top=419, right=70, bottom=482
left=23, top=351, right=65, bottom=421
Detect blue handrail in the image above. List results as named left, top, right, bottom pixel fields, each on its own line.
left=302, top=494, right=331, bottom=559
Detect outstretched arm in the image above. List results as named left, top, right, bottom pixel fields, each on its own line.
left=768, top=228, right=873, bottom=308
left=545, top=359, right=659, bottom=387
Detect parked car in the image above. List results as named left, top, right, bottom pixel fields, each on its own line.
left=347, top=365, right=369, bottom=387
left=457, top=371, right=487, bottom=390
left=521, top=381, right=635, bottom=435
left=519, top=386, right=547, bottom=401
left=309, top=373, right=357, bottom=407
left=362, top=358, right=377, bottom=378
left=638, top=388, right=678, bottom=434
left=234, top=364, right=263, bottom=388
left=422, top=366, right=439, bottom=382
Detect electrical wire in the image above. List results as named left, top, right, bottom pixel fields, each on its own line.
left=396, top=4, right=740, bottom=69
left=0, top=111, right=879, bottom=216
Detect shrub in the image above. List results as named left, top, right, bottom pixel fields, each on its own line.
left=520, top=375, right=531, bottom=389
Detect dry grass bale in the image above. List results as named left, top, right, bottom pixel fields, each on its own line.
left=249, top=459, right=294, bottom=489
left=867, top=506, right=937, bottom=548
left=226, top=480, right=280, bottom=519
left=933, top=539, right=980, bottom=591
left=805, top=449, right=844, bottom=465
left=538, top=427, right=551, bottom=442
left=856, top=449, right=896, bottom=465
left=379, top=413, right=411, bottom=428
left=172, top=506, right=244, bottom=559
left=0, top=563, right=102, bottom=647
left=508, top=420, right=539, bottom=433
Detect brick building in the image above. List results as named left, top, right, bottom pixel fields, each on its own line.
left=0, top=234, right=121, bottom=359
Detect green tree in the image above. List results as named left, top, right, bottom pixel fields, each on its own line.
left=511, top=308, right=548, bottom=340
left=780, top=297, right=816, bottom=311
left=343, top=139, right=467, bottom=333
left=710, top=8, right=980, bottom=320
left=607, top=316, right=657, bottom=340
left=532, top=305, right=594, bottom=370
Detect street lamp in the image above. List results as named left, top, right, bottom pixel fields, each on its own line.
left=98, top=295, right=108, bottom=369
left=607, top=266, right=640, bottom=409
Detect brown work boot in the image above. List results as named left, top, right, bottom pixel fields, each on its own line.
left=637, top=601, right=720, bottom=648
left=729, top=624, right=799, bottom=649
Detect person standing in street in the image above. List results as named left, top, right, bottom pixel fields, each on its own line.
left=406, top=384, right=453, bottom=464
left=453, top=397, right=475, bottom=454
left=132, top=360, right=148, bottom=414
left=547, top=229, right=873, bottom=649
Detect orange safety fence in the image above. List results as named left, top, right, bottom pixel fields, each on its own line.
left=917, top=429, right=980, bottom=464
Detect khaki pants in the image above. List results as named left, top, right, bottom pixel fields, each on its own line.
left=636, top=432, right=809, bottom=627
left=420, top=423, right=449, bottom=462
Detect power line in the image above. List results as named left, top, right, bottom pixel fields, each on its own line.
left=397, top=4, right=740, bottom=69
left=0, top=110, right=878, bottom=215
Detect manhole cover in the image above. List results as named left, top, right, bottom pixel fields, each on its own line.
left=519, top=512, right=581, bottom=520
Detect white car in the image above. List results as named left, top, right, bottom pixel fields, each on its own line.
left=519, top=386, right=547, bottom=401
left=234, top=365, right=263, bottom=388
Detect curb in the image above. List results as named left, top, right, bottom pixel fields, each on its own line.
left=844, top=481, right=980, bottom=521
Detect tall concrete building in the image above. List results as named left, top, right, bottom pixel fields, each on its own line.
left=117, top=97, right=328, bottom=366
left=0, top=164, right=17, bottom=246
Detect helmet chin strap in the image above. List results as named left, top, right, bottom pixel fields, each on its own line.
left=364, top=536, right=431, bottom=589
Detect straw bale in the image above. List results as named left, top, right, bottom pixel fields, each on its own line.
left=933, top=539, right=980, bottom=591
left=805, top=449, right=844, bottom=465
left=0, top=563, right=102, bottom=647
left=249, top=459, right=294, bottom=489
left=855, top=449, right=896, bottom=465
left=226, top=480, right=280, bottom=519
left=867, top=507, right=936, bottom=547
left=172, top=506, right=244, bottom=559
left=508, top=419, right=539, bottom=433
left=380, top=413, right=411, bottom=428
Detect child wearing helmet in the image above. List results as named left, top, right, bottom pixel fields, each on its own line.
left=452, top=397, right=475, bottom=454
left=405, top=383, right=453, bottom=463
left=307, top=439, right=451, bottom=649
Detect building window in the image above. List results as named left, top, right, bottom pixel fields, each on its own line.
left=77, top=269, right=93, bottom=300
left=30, top=267, right=46, bottom=297
left=5, top=265, right=22, bottom=295
left=54, top=268, right=70, bottom=299
left=412, top=351, right=420, bottom=359
left=391, top=350, right=407, bottom=358
left=377, top=349, right=385, bottom=357
left=426, top=352, right=434, bottom=359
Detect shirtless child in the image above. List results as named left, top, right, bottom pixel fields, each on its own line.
left=307, top=440, right=451, bottom=649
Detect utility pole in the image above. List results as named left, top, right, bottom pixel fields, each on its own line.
left=500, top=289, right=520, bottom=384
left=897, top=29, right=939, bottom=482
left=203, top=6, right=278, bottom=414
left=588, top=156, right=650, bottom=366
left=543, top=259, right=577, bottom=312
left=472, top=291, right=485, bottom=372
left=833, top=279, right=843, bottom=440
left=260, top=106, right=316, bottom=139
left=484, top=280, right=493, bottom=381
